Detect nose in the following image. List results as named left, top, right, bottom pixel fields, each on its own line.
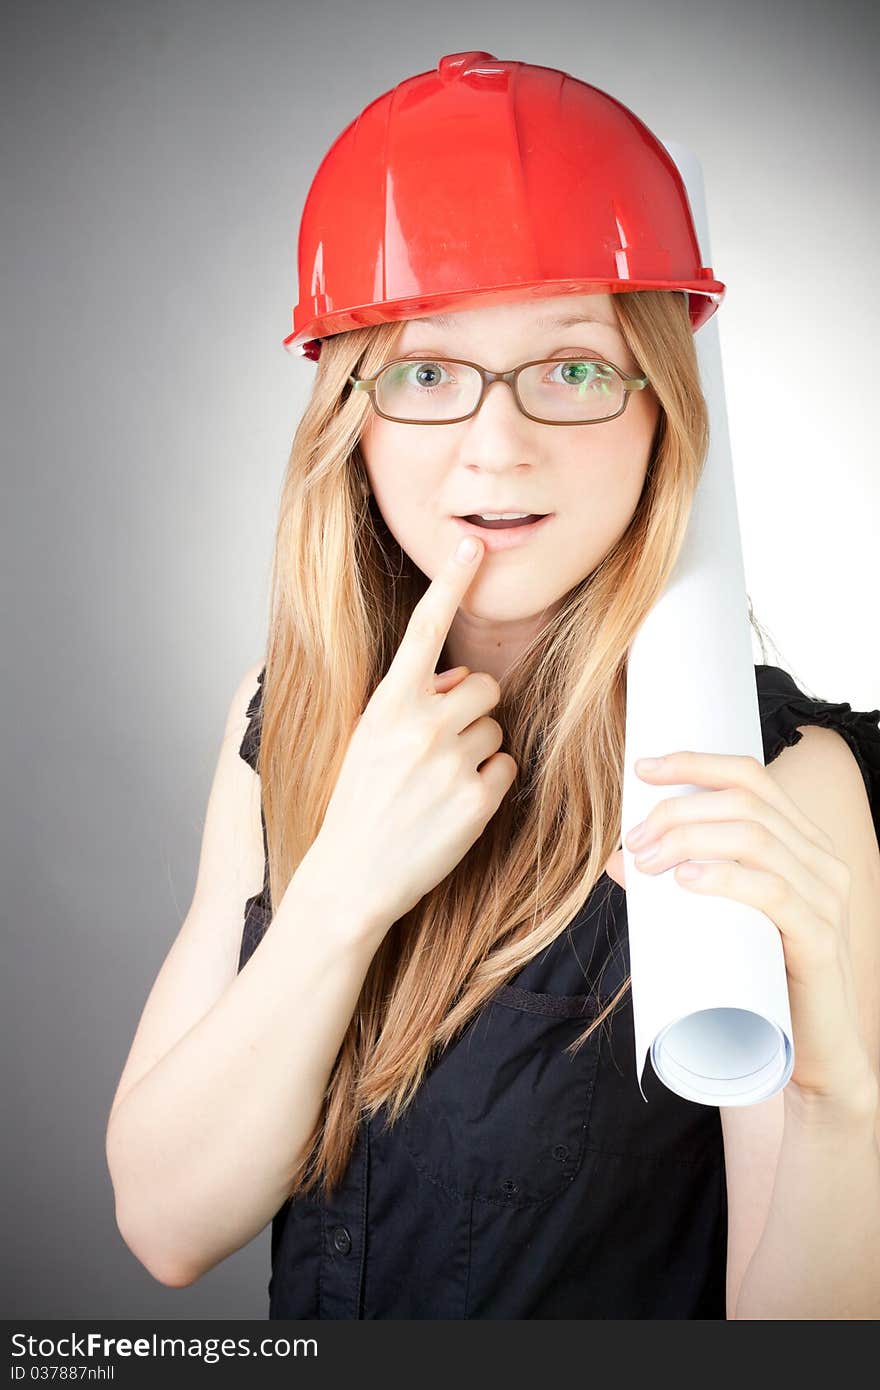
left=458, top=376, right=535, bottom=473
left=471, top=373, right=525, bottom=423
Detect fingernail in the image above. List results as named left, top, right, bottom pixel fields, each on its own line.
left=677, top=863, right=703, bottom=880
left=626, top=821, right=649, bottom=848
left=636, top=841, right=661, bottom=862
left=456, top=536, right=479, bottom=562
left=636, top=757, right=661, bottom=772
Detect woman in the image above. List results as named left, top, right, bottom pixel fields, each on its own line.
left=105, top=54, right=880, bottom=1319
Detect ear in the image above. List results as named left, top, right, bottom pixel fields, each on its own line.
left=604, top=845, right=626, bottom=888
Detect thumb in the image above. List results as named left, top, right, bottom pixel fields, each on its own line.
left=433, top=664, right=471, bottom=693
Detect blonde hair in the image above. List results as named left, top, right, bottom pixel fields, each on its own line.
left=255, top=290, right=745, bottom=1198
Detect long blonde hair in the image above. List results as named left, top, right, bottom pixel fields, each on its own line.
left=255, top=290, right=743, bottom=1197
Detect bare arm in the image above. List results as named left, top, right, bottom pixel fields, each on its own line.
left=107, top=536, right=509, bottom=1288
left=105, top=668, right=387, bottom=1288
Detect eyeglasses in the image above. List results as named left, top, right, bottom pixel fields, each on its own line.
left=348, top=355, right=650, bottom=426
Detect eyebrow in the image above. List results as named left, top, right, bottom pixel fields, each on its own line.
left=411, top=311, right=615, bottom=331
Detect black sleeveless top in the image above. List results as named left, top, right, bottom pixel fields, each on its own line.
left=237, top=662, right=880, bottom=1319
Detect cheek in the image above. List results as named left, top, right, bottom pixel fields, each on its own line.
left=592, top=455, right=648, bottom=520
left=565, top=436, right=647, bottom=523
left=583, top=411, right=655, bottom=508
left=541, top=452, right=648, bottom=582
left=362, top=429, right=449, bottom=530
left=363, top=462, right=442, bottom=566
left=362, top=436, right=409, bottom=515
left=369, top=463, right=424, bottom=511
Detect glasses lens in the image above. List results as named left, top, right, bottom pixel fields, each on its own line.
left=375, top=360, right=482, bottom=422
left=518, top=358, right=624, bottom=422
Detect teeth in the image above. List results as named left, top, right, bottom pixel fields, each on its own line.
left=477, top=511, right=531, bottom=520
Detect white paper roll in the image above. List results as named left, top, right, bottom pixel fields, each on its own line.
left=625, top=141, right=795, bottom=1107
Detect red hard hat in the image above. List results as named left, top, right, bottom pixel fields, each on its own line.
left=283, top=51, right=725, bottom=360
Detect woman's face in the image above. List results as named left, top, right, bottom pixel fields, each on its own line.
left=358, top=293, right=661, bottom=677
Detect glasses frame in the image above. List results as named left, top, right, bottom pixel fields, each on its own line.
left=348, top=354, right=650, bottom=426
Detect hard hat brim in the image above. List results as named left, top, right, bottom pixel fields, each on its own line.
left=282, top=278, right=726, bottom=358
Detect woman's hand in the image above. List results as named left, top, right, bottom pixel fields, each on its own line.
left=310, top=536, right=519, bottom=937
left=606, top=750, right=877, bottom=1115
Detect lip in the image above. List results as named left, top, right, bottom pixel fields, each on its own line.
left=451, top=513, right=554, bottom=552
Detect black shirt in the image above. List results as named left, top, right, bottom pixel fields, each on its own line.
left=236, top=663, right=880, bottom=1319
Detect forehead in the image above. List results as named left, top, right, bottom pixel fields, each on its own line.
left=398, top=295, right=621, bottom=340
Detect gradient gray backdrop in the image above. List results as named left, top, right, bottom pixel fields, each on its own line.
left=3, top=0, right=878, bottom=1319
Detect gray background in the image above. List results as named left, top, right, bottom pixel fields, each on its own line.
left=3, top=0, right=877, bottom=1319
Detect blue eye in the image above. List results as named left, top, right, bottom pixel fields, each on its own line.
left=386, top=361, right=454, bottom=392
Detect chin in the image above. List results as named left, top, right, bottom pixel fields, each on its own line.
left=464, top=593, right=556, bottom=622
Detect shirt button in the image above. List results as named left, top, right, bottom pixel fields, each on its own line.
left=553, top=1144, right=569, bottom=1161
left=501, top=1177, right=518, bottom=1195
left=332, top=1225, right=352, bottom=1255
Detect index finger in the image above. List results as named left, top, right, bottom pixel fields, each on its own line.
left=387, top=535, right=485, bottom=691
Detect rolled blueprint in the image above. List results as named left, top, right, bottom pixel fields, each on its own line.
left=624, top=141, right=795, bottom=1107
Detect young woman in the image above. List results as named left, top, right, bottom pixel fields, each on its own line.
left=105, top=54, right=880, bottom=1319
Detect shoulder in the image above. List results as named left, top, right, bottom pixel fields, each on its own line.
left=754, top=662, right=880, bottom=1052
left=235, top=659, right=265, bottom=718
left=761, top=718, right=872, bottom=843
left=754, top=663, right=880, bottom=839
left=755, top=663, right=880, bottom=1071
left=176, top=660, right=269, bottom=932
left=232, top=661, right=266, bottom=774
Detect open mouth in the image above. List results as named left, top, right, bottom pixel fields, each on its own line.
left=456, top=513, right=549, bottom=531
left=451, top=513, right=554, bottom=550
